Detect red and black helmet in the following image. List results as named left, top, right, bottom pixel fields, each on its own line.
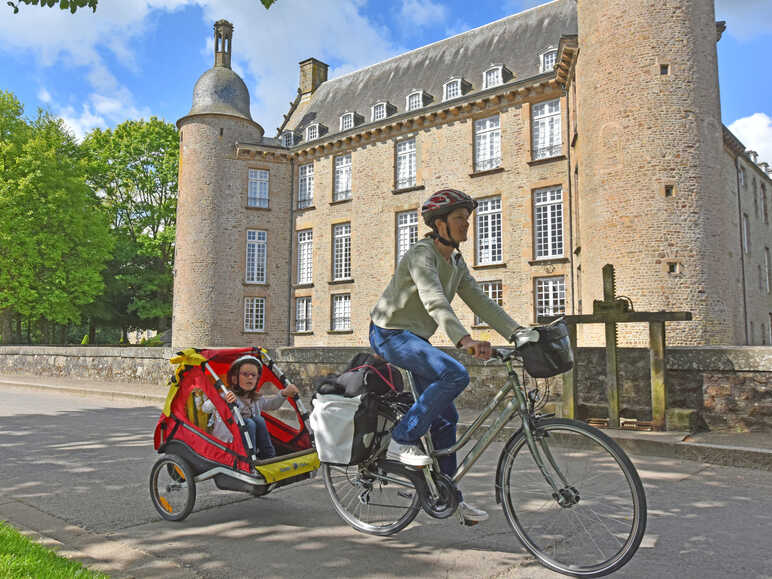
left=421, top=189, right=478, bottom=226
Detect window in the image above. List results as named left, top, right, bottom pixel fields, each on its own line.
left=476, top=197, right=503, bottom=265
left=659, top=63, right=669, bottom=75
left=754, top=179, right=759, bottom=218
left=306, top=124, right=318, bottom=141
left=245, top=230, right=267, bottom=283
left=484, top=66, right=502, bottom=89
left=333, top=223, right=351, bottom=280
left=298, top=163, right=314, bottom=209
left=743, top=213, right=751, bottom=254
left=532, top=99, right=562, bottom=160
left=282, top=132, right=294, bottom=147
left=474, top=280, right=502, bottom=326
left=763, top=184, right=768, bottom=224
left=759, top=265, right=764, bottom=291
left=372, top=102, right=386, bottom=122
left=407, top=91, right=423, bottom=111
left=534, top=186, right=564, bottom=259
left=474, top=115, right=501, bottom=172
left=340, top=113, right=354, bottom=131
left=739, top=166, right=746, bottom=189
left=295, top=297, right=312, bottom=332
left=396, top=210, right=418, bottom=263
left=541, top=50, right=557, bottom=73
left=535, top=277, right=566, bottom=318
left=334, top=154, right=352, bottom=201
left=297, top=230, right=313, bottom=285
left=443, top=78, right=461, bottom=101
left=331, top=294, right=351, bottom=331
left=244, top=297, right=265, bottom=332
left=396, top=138, right=416, bottom=189
left=765, top=247, right=770, bottom=293
left=247, top=169, right=269, bottom=208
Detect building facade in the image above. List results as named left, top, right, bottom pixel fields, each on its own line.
left=172, top=1, right=772, bottom=350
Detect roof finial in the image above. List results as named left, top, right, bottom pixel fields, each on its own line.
left=214, top=20, right=233, bottom=69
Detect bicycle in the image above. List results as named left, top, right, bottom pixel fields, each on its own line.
left=321, top=346, right=647, bottom=578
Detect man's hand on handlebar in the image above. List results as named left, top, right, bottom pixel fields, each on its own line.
left=459, top=335, right=493, bottom=360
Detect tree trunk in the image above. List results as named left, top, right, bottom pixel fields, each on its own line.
left=89, top=322, right=96, bottom=345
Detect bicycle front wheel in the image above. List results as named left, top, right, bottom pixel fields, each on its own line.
left=497, top=418, right=647, bottom=577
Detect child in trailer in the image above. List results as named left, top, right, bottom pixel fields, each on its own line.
left=201, top=355, right=299, bottom=459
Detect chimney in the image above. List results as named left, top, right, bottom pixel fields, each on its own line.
left=214, top=20, right=233, bottom=69
left=747, top=150, right=758, bottom=164
left=299, top=58, right=328, bottom=95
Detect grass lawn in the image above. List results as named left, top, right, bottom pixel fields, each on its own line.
left=0, top=521, right=109, bottom=578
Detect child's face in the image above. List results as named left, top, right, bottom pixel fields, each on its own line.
left=237, top=363, right=259, bottom=391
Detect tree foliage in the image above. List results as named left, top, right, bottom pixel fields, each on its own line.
left=0, top=91, right=113, bottom=330
left=8, top=0, right=276, bottom=13
left=81, top=118, right=179, bottom=332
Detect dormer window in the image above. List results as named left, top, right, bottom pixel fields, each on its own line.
left=372, top=102, right=387, bottom=122
left=540, top=49, right=558, bottom=73
left=407, top=91, right=423, bottom=112
left=443, top=78, right=462, bottom=101
left=340, top=112, right=354, bottom=131
left=281, top=131, right=295, bottom=148
left=306, top=123, right=318, bottom=141
left=484, top=66, right=503, bottom=89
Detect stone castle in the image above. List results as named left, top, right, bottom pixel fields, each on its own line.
left=173, top=0, right=772, bottom=350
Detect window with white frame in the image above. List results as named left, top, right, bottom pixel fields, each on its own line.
left=534, top=186, right=564, bottom=259
left=245, top=230, right=267, bottom=283
left=484, top=66, right=502, bottom=89
left=244, top=297, right=265, bottom=332
left=476, top=197, right=503, bottom=265
left=333, top=223, right=351, bottom=280
left=765, top=247, right=771, bottom=294
left=306, top=123, right=318, bottom=141
left=334, top=153, right=352, bottom=201
left=443, top=78, right=461, bottom=101
left=535, top=276, right=565, bottom=318
left=282, top=132, right=294, bottom=148
left=407, top=91, right=422, bottom=111
left=372, top=102, right=386, bottom=122
left=396, top=138, right=416, bottom=189
left=474, top=280, right=502, bottom=326
left=331, top=294, right=351, bottom=331
left=743, top=213, right=751, bottom=254
left=396, top=210, right=418, bottom=263
left=247, top=169, right=269, bottom=208
left=340, top=113, right=354, bottom=131
left=295, top=296, right=312, bottom=332
left=532, top=98, right=561, bottom=160
left=298, top=163, right=314, bottom=209
left=541, top=49, right=557, bottom=72
left=296, top=230, right=313, bottom=285
left=474, top=115, right=501, bottom=172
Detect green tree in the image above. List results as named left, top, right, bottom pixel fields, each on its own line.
left=8, top=0, right=276, bottom=13
left=0, top=91, right=113, bottom=341
left=82, top=118, right=179, bottom=334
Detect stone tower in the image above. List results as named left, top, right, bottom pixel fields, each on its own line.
left=173, top=20, right=266, bottom=348
left=574, top=0, right=738, bottom=345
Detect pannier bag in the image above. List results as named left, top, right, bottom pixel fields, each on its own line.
left=518, top=321, right=575, bottom=378
left=309, top=393, right=379, bottom=465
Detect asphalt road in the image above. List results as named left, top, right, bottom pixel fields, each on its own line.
left=0, top=385, right=770, bottom=578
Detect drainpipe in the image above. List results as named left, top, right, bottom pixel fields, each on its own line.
left=287, top=157, right=295, bottom=346
left=735, top=155, right=749, bottom=344
left=563, top=83, right=576, bottom=315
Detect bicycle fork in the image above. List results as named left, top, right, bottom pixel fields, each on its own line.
left=522, top=420, right=580, bottom=508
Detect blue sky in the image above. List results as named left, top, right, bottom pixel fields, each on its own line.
left=1, top=0, right=770, bottom=163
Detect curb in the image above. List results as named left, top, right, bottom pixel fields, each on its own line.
left=0, top=379, right=166, bottom=403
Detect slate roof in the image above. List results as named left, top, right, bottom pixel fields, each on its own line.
left=282, top=0, right=577, bottom=141
left=188, top=66, right=253, bottom=122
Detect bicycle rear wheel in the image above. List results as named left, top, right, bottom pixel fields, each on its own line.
left=497, top=418, right=646, bottom=577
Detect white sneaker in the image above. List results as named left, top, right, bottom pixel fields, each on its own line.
left=386, top=439, right=432, bottom=467
left=460, top=501, right=489, bottom=523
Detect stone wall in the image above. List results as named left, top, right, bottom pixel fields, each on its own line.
left=1, top=345, right=769, bottom=431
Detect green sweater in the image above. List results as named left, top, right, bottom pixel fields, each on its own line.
left=370, top=238, right=521, bottom=346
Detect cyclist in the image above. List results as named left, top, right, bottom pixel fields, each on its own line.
left=370, top=188, right=525, bottom=524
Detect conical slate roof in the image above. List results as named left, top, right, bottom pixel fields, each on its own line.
left=188, top=65, right=253, bottom=121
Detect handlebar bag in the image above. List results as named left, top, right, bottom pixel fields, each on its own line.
left=518, top=321, right=575, bottom=378
left=309, top=393, right=378, bottom=465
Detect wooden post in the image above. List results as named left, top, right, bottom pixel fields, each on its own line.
left=562, top=323, right=578, bottom=419
left=649, top=321, right=667, bottom=430
left=605, top=322, right=619, bottom=428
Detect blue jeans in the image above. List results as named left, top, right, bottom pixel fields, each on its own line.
left=369, top=323, right=469, bottom=479
left=245, top=415, right=276, bottom=460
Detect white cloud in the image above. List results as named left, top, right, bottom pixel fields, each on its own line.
left=715, top=0, right=772, bottom=41
left=400, top=0, right=447, bottom=29
left=444, top=19, right=471, bottom=38
left=729, top=113, right=772, bottom=166
left=502, top=0, right=551, bottom=16
left=37, top=87, right=51, bottom=103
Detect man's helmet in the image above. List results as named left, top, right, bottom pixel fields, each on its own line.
left=421, top=189, right=479, bottom=227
